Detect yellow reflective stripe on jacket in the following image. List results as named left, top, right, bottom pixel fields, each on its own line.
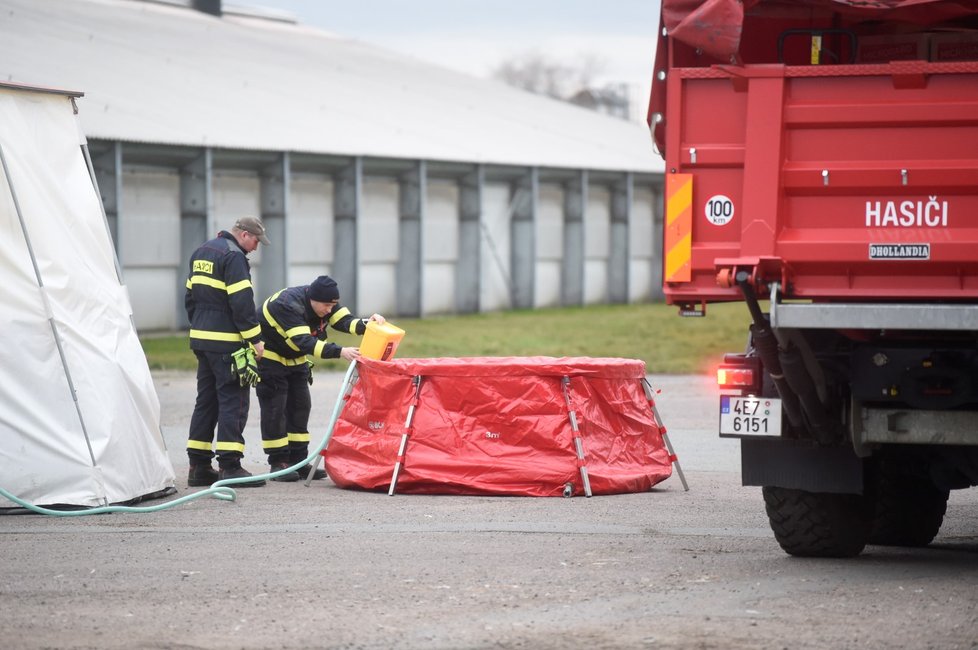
left=262, top=436, right=289, bottom=450
left=240, top=324, right=261, bottom=340
left=189, top=275, right=228, bottom=291
left=262, top=292, right=302, bottom=352
left=216, top=441, right=246, bottom=453
left=285, top=325, right=311, bottom=338
left=186, top=440, right=213, bottom=451
left=263, top=349, right=308, bottom=366
left=328, top=307, right=359, bottom=334
left=190, top=329, right=243, bottom=342
left=226, top=279, right=253, bottom=295
left=313, top=340, right=327, bottom=358
left=188, top=275, right=251, bottom=295
left=328, top=306, right=351, bottom=327
left=288, top=432, right=311, bottom=443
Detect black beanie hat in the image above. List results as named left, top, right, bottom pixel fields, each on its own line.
left=309, top=275, right=339, bottom=302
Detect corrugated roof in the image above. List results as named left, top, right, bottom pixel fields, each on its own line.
left=0, top=0, right=663, bottom=173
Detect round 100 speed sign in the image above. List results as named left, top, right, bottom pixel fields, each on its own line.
left=705, top=194, right=734, bottom=226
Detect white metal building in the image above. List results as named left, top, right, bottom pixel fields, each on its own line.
left=0, top=0, right=665, bottom=330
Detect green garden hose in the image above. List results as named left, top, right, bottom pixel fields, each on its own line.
left=0, top=360, right=357, bottom=516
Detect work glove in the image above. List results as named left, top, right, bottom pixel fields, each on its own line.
left=306, top=359, right=315, bottom=386
left=231, top=347, right=261, bottom=388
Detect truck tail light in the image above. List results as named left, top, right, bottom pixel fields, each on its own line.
left=717, top=355, right=762, bottom=393
left=717, top=367, right=755, bottom=388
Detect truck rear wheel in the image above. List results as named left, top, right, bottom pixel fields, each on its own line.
left=868, top=460, right=949, bottom=547
left=762, top=486, right=870, bottom=557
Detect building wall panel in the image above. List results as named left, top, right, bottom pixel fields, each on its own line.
left=360, top=179, right=399, bottom=264
left=127, top=267, right=178, bottom=331
left=480, top=182, right=513, bottom=312
left=121, top=169, right=181, bottom=330
left=585, top=260, right=609, bottom=304
left=121, top=169, right=180, bottom=267
left=535, top=261, right=562, bottom=308
left=629, top=187, right=655, bottom=301
left=585, top=186, right=611, bottom=303
left=423, top=180, right=459, bottom=314
left=358, top=262, right=397, bottom=317
left=212, top=172, right=262, bottom=262
left=423, top=262, right=457, bottom=315
left=102, top=146, right=662, bottom=330
left=424, top=180, right=458, bottom=261
left=535, top=184, right=563, bottom=308
left=288, top=173, right=333, bottom=286
left=358, top=178, right=399, bottom=313
left=629, top=259, right=653, bottom=303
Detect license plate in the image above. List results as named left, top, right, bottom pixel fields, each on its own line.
left=719, top=396, right=782, bottom=437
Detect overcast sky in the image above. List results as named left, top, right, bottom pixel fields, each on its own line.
left=243, top=0, right=662, bottom=119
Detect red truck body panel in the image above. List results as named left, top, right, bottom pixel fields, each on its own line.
left=652, top=1, right=978, bottom=556
left=654, top=0, right=978, bottom=306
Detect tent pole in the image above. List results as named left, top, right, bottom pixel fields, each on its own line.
left=78, top=142, right=177, bottom=459
left=388, top=375, right=422, bottom=496
left=561, top=376, right=593, bottom=498
left=642, top=378, right=689, bottom=491
left=0, top=144, right=100, bottom=481
left=79, top=143, right=126, bottom=287
left=303, top=361, right=360, bottom=486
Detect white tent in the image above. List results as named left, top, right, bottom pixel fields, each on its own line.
left=0, top=81, right=175, bottom=508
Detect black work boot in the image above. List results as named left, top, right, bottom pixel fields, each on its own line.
left=218, top=464, right=266, bottom=487
left=188, top=463, right=219, bottom=487
left=294, top=461, right=327, bottom=481
left=269, top=461, right=300, bottom=482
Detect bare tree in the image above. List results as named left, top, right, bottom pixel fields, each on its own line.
left=492, top=50, right=606, bottom=100
left=492, top=50, right=632, bottom=119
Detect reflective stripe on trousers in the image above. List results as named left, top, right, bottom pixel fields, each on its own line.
left=256, top=360, right=312, bottom=465
left=187, top=349, right=251, bottom=464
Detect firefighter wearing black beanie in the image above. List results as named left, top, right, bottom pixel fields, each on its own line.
left=308, top=275, right=339, bottom=303
left=255, top=275, right=385, bottom=481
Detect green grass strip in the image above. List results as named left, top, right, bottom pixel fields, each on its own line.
left=141, top=302, right=752, bottom=375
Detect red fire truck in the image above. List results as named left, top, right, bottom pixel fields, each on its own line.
left=651, top=0, right=978, bottom=556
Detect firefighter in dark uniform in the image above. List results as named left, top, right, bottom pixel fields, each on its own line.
left=185, top=217, right=268, bottom=488
left=256, top=275, right=385, bottom=481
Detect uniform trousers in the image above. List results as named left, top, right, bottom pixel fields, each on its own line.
left=187, top=349, right=251, bottom=467
left=256, top=360, right=313, bottom=466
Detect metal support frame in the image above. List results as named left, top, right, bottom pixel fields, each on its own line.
left=561, top=170, right=586, bottom=306
left=258, top=153, right=289, bottom=299
left=560, top=376, right=593, bottom=497
left=82, top=141, right=171, bottom=455
left=89, top=142, right=123, bottom=264
left=510, top=168, right=538, bottom=309
left=82, top=143, right=126, bottom=287
left=178, top=149, right=212, bottom=329
left=456, top=165, right=483, bottom=313
left=333, top=157, right=362, bottom=314
left=642, top=378, right=690, bottom=491
left=397, top=160, right=425, bottom=317
left=389, top=375, right=423, bottom=495
left=609, top=172, right=632, bottom=304
left=649, top=180, right=666, bottom=301
left=480, top=181, right=520, bottom=309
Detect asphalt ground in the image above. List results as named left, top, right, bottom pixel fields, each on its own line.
left=1, top=371, right=976, bottom=650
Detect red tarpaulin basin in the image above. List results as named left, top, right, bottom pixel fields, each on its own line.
left=323, top=357, right=674, bottom=496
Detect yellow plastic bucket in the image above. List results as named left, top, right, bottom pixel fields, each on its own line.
left=359, top=321, right=405, bottom=361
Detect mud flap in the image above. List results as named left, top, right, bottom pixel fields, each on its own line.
left=741, top=438, right=863, bottom=494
